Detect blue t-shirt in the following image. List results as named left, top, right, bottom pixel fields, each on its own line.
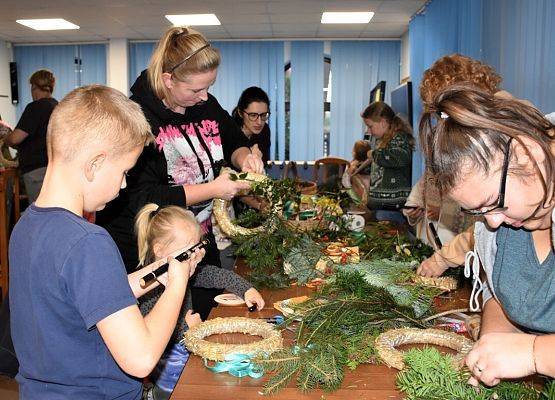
left=493, top=225, right=555, bottom=334
left=9, top=205, right=142, bottom=399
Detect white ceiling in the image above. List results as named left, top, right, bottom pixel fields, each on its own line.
left=0, top=0, right=426, bottom=43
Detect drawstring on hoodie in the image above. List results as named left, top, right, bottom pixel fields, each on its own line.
left=464, top=250, right=484, bottom=312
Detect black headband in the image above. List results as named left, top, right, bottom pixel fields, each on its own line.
left=169, top=43, right=211, bottom=73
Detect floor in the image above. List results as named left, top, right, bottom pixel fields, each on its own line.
left=0, top=375, right=18, bottom=399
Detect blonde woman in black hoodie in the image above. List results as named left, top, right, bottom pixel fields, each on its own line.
left=97, top=27, right=264, bottom=320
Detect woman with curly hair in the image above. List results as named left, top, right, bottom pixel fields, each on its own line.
left=411, top=55, right=505, bottom=277
left=419, top=53, right=502, bottom=111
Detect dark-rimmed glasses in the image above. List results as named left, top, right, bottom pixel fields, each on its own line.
left=461, top=137, right=513, bottom=216
left=243, top=111, right=270, bottom=122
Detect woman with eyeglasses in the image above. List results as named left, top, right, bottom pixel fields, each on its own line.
left=232, top=86, right=271, bottom=163
left=420, top=83, right=555, bottom=387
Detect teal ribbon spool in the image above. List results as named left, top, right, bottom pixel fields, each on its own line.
left=282, top=200, right=296, bottom=220
left=204, top=353, right=264, bottom=379
left=298, top=210, right=317, bottom=221
left=349, top=231, right=366, bottom=245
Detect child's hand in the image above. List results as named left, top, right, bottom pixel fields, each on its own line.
left=244, top=288, right=265, bottom=311
left=186, top=247, right=205, bottom=277
left=165, top=256, right=191, bottom=290
left=402, top=206, right=424, bottom=219
left=185, top=310, right=202, bottom=328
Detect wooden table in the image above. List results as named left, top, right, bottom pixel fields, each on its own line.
left=172, top=261, right=471, bottom=400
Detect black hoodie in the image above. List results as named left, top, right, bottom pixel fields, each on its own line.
left=96, top=70, right=248, bottom=272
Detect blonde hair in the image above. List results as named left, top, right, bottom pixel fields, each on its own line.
left=147, top=26, right=220, bottom=106
left=135, top=203, right=201, bottom=267
left=47, top=85, right=154, bottom=162
left=29, top=69, right=55, bottom=93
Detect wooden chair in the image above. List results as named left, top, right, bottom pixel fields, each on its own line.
left=282, top=161, right=317, bottom=195
left=0, top=168, right=20, bottom=300
left=313, top=157, right=349, bottom=191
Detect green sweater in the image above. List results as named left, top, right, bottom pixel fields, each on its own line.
left=367, top=132, right=412, bottom=210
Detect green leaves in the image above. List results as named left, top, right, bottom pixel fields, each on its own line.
left=398, top=347, right=551, bottom=400
left=229, top=172, right=248, bottom=181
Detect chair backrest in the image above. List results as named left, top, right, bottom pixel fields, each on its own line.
left=313, top=157, right=349, bottom=190
left=0, top=168, right=20, bottom=299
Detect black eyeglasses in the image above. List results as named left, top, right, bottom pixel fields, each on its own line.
left=243, top=111, right=270, bottom=122
left=461, top=137, right=513, bottom=216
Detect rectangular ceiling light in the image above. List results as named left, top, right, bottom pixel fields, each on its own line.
left=321, top=12, right=374, bottom=24
left=16, top=18, right=79, bottom=30
left=165, top=14, right=221, bottom=26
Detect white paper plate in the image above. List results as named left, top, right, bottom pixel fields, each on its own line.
left=214, top=293, right=245, bottom=306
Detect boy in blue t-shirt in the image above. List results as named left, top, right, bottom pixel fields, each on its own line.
left=9, top=85, right=205, bottom=399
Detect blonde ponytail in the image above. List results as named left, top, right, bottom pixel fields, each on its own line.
left=134, top=203, right=202, bottom=267
left=147, top=26, right=220, bottom=105
left=135, top=203, right=160, bottom=267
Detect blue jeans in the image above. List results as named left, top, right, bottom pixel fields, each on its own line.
left=374, top=210, right=406, bottom=225
left=151, top=342, right=190, bottom=396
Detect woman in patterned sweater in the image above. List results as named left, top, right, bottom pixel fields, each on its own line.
left=361, top=101, right=414, bottom=223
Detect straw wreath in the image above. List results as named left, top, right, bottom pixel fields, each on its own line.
left=183, top=317, right=283, bottom=361
left=213, top=168, right=273, bottom=237
left=375, top=327, right=474, bottom=370
left=413, top=275, right=458, bottom=291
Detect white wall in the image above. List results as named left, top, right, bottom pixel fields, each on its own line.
left=400, top=30, right=410, bottom=82
left=0, top=41, right=16, bottom=127
left=107, top=38, right=128, bottom=95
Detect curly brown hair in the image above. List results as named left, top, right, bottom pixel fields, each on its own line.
left=419, top=54, right=502, bottom=111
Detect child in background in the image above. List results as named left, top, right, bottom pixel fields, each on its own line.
left=9, top=85, right=205, bottom=399
left=135, top=203, right=265, bottom=400
left=342, top=140, right=372, bottom=203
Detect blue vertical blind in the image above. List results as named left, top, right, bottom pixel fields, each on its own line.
left=14, top=44, right=107, bottom=119
left=329, top=41, right=401, bottom=160
left=211, top=41, right=285, bottom=161
left=128, top=42, right=155, bottom=90
left=79, top=44, right=107, bottom=87
left=482, top=0, right=555, bottom=114
left=409, top=0, right=483, bottom=183
left=289, top=41, right=324, bottom=161
left=410, top=0, right=555, bottom=183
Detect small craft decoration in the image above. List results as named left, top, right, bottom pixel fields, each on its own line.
left=273, top=296, right=310, bottom=317
left=324, top=241, right=360, bottom=264
left=183, top=317, right=283, bottom=361
left=374, top=327, right=473, bottom=370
